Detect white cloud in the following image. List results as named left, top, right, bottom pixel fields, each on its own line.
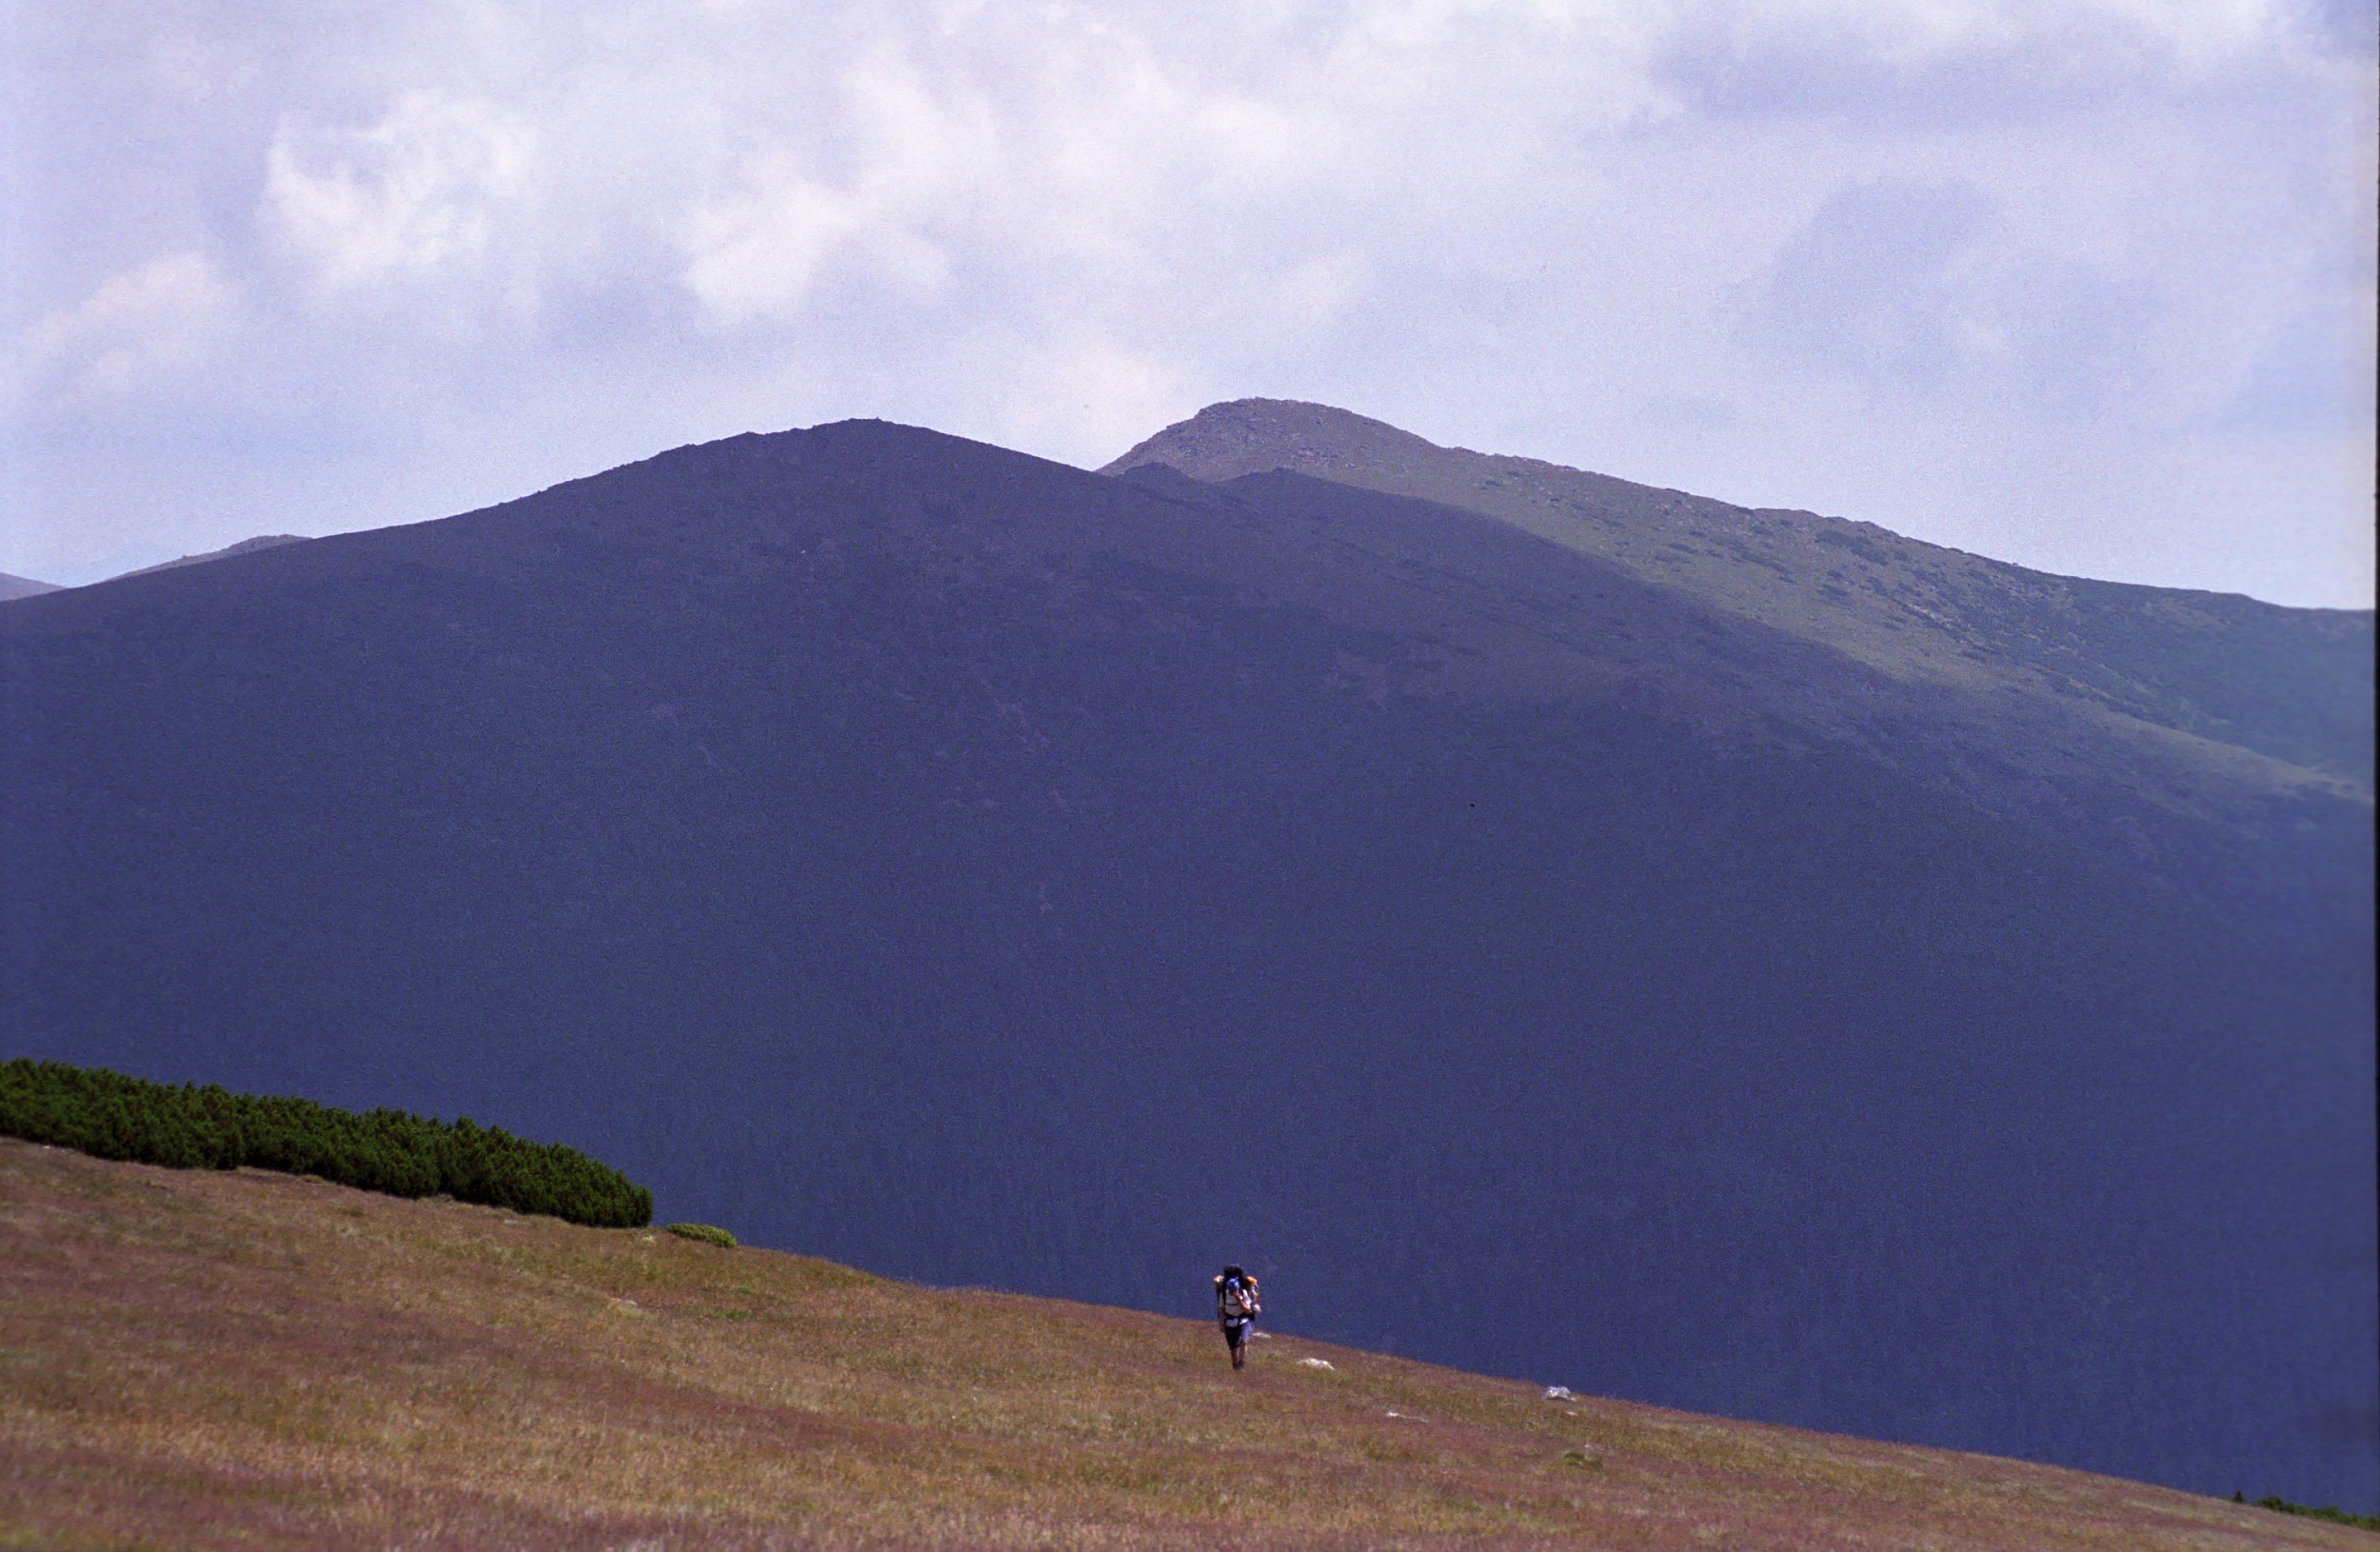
left=3, top=0, right=2371, bottom=605
left=263, top=90, right=538, bottom=298
left=1735, top=177, right=2226, bottom=430
left=1676, top=0, right=2287, bottom=69
left=675, top=39, right=992, bottom=325
left=1742, top=179, right=1997, bottom=387
left=682, top=164, right=876, bottom=326
left=10, top=251, right=238, bottom=408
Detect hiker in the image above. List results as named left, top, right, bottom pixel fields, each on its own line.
left=1215, top=1264, right=1260, bottom=1368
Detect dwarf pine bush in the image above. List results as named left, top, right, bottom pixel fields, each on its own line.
left=666, top=1222, right=738, bottom=1248
left=0, top=1058, right=652, bottom=1227
left=2234, top=1493, right=2380, bottom=1531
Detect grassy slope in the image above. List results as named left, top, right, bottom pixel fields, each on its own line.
left=3, top=1142, right=2366, bottom=1551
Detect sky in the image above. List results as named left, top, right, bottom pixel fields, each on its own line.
left=3, top=0, right=2373, bottom=607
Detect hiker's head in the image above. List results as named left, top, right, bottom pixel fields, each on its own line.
left=1223, top=1264, right=1244, bottom=1281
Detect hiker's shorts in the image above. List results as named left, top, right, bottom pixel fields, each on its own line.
left=1222, top=1318, right=1251, bottom=1348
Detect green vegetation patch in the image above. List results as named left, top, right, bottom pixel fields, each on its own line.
left=0, top=1058, right=651, bottom=1228
left=667, top=1222, right=737, bottom=1248
left=2235, top=1492, right=2380, bottom=1531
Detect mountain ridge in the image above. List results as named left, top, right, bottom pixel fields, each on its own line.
left=3, top=413, right=2370, bottom=1506
left=105, top=532, right=312, bottom=583
left=0, top=537, right=313, bottom=604
left=1104, top=399, right=2374, bottom=797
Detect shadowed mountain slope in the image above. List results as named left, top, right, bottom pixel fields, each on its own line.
left=10, top=1139, right=2370, bottom=1551
left=1105, top=400, right=2374, bottom=797
left=2, top=419, right=2371, bottom=1507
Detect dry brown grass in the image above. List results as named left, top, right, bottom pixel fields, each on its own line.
left=2, top=1138, right=2363, bottom=1551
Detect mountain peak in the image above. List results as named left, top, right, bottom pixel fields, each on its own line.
left=1101, top=398, right=1457, bottom=483
left=1104, top=395, right=1438, bottom=467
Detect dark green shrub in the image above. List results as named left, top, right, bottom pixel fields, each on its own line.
left=0, top=1059, right=651, bottom=1228
left=667, top=1222, right=737, bottom=1248
left=2232, top=1492, right=2380, bottom=1531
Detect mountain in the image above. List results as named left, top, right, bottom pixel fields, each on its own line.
left=12, top=1139, right=2372, bottom=1551
left=1, top=415, right=2370, bottom=1507
left=1107, top=399, right=2374, bottom=805
left=105, top=533, right=311, bottom=582
left=0, top=538, right=311, bottom=605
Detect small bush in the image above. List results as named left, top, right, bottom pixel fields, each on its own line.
left=0, top=1059, right=652, bottom=1228
left=2233, top=1492, right=2380, bottom=1531
left=667, top=1222, right=738, bottom=1248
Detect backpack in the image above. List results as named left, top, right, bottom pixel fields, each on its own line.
left=1218, top=1272, right=1259, bottom=1320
